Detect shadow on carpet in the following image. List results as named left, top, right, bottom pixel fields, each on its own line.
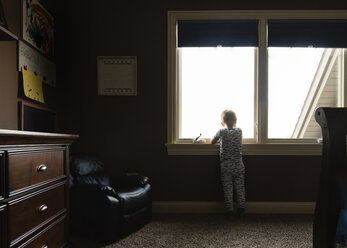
left=75, top=214, right=314, bottom=248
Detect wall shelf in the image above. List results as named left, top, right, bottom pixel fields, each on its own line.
left=0, top=25, right=18, bottom=41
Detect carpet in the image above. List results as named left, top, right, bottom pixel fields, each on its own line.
left=103, top=214, right=313, bottom=248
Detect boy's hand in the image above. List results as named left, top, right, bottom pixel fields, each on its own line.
left=211, top=138, right=220, bottom=144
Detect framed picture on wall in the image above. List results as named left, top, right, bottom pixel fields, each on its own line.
left=22, top=0, right=54, bottom=59
left=97, top=56, right=137, bottom=96
left=0, top=0, right=7, bottom=29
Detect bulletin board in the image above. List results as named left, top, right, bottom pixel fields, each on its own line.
left=18, top=40, right=56, bottom=87
left=97, top=56, right=137, bottom=96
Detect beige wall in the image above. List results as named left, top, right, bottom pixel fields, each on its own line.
left=0, top=42, right=18, bottom=129
left=0, top=0, right=20, bottom=129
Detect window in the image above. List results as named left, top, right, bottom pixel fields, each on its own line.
left=267, top=20, right=347, bottom=139
left=167, top=11, right=347, bottom=155
left=178, top=20, right=258, bottom=141
left=180, top=47, right=255, bottom=139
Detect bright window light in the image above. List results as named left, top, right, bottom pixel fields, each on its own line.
left=180, top=47, right=255, bottom=139
left=268, top=48, right=325, bottom=138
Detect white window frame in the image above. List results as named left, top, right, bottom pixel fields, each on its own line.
left=167, top=10, right=347, bottom=155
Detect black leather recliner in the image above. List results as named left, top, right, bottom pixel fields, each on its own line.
left=69, top=155, right=152, bottom=243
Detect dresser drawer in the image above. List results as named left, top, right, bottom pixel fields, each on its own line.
left=19, top=216, right=65, bottom=248
left=0, top=152, right=4, bottom=201
left=8, top=149, right=64, bottom=195
left=0, top=204, right=6, bottom=248
left=9, top=184, right=65, bottom=243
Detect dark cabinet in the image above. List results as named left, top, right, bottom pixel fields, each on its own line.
left=0, top=130, right=78, bottom=248
left=0, top=204, right=6, bottom=248
left=0, top=152, right=4, bottom=201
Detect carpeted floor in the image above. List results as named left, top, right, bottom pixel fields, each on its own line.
left=73, top=214, right=314, bottom=248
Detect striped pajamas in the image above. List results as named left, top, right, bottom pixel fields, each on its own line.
left=221, top=160, right=245, bottom=212
left=213, top=128, right=246, bottom=212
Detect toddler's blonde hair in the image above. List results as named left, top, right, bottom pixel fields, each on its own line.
left=221, top=109, right=236, bottom=126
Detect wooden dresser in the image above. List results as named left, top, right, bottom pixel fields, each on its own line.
left=0, top=129, right=78, bottom=248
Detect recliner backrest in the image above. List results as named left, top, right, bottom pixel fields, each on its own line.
left=70, top=155, right=110, bottom=187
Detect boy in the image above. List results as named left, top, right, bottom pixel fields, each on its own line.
left=211, top=109, right=245, bottom=218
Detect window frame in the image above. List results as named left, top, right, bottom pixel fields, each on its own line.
left=167, top=10, right=347, bottom=155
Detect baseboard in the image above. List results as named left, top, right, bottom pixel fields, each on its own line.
left=153, top=201, right=316, bottom=214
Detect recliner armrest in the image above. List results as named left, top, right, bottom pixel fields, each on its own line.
left=110, top=175, right=149, bottom=189
left=70, top=184, right=121, bottom=242
left=70, top=184, right=119, bottom=202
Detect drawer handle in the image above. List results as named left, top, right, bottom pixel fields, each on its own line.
left=42, top=245, right=48, bottom=248
left=37, top=164, right=47, bottom=172
left=38, top=204, right=48, bottom=213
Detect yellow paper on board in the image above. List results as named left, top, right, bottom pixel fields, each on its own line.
left=21, top=66, right=45, bottom=103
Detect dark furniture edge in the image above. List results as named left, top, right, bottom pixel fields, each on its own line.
left=0, top=129, right=79, bottom=145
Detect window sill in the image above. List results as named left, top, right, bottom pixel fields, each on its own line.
left=165, top=143, right=323, bottom=156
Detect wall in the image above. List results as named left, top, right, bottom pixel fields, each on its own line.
left=0, top=0, right=20, bottom=129
left=59, top=0, right=347, bottom=202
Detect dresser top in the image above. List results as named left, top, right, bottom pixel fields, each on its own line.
left=0, top=129, right=79, bottom=145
